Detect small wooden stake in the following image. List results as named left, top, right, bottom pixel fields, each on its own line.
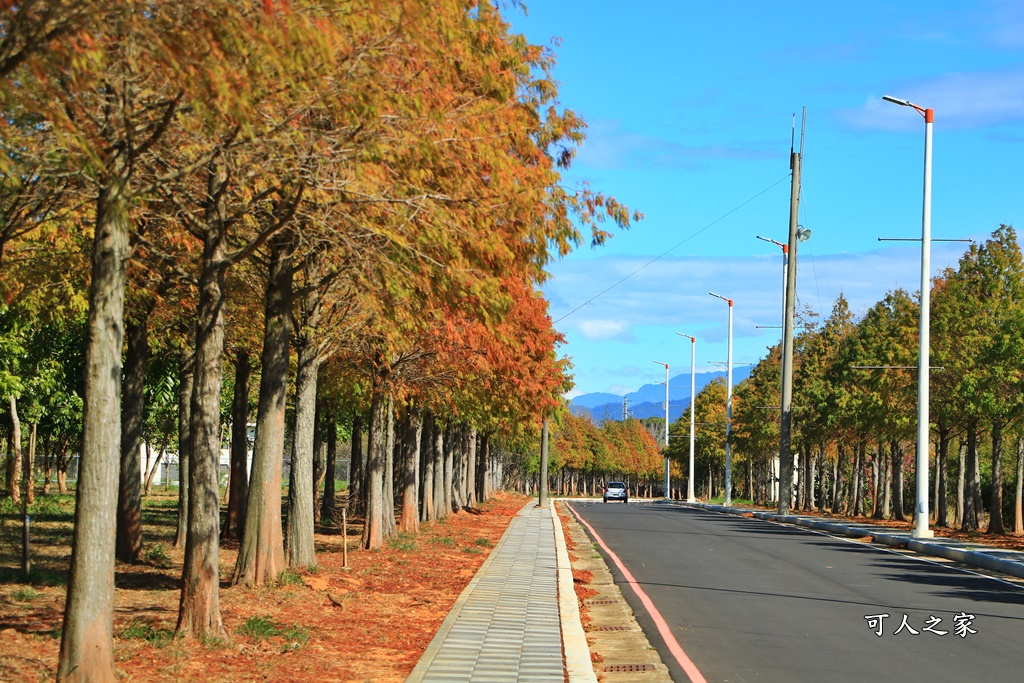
left=342, top=508, right=348, bottom=569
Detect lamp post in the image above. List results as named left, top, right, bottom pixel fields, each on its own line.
left=756, top=236, right=788, bottom=354
left=676, top=333, right=697, bottom=502
left=653, top=361, right=670, bottom=500
left=758, top=230, right=810, bottom=506
left=708, top=292, right=733, bottom=506
left=883, top=94, right=934, bottom=539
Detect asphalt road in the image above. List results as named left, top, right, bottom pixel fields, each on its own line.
left=569, top=500, right=1024, bottom=683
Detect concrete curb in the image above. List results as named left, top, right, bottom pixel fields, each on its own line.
left=405, top=500, right=535, bottom=683
left=686, top=502, right=1024, bottom=581
left=551, top=498, right=598, bottom=683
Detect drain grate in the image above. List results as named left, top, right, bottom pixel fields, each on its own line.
left=591, top=625, right=631, bottom=631
left=586, top=599, right=616, bottom=605
left=602, top=663, right=656, bottom=673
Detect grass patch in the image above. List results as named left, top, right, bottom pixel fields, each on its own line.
left=0, top=565, right=68, bottom=586
left=387, top=533, right=417, bottom=552
left=462, top=547, right=482, bottom=555
left=237, top=615, right=280, bottom=640
left=10, top=586, right=39, bottom=602
left=278, top=570, right=303, bottom=586
left=280, top=624, right=309, bottom=651
left=120, top=619, right=174, bottom=646
left=201, top=635, right=232, bottom=650
left=144, top=543, right=172, bottom=568
left=708, top=495, right=753, bottom=506
left=432, top=535, right=456, bottom=548
left=236, top=615, right=308, bottom=651
left=473, top=537, right=493, bottom=548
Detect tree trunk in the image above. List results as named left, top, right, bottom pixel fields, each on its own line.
left=830, top=444, right=841, bottom=512
left=891, top=440, right=905, bottom=522
left=321, top=408, right=337, bottom=524
left=25, top=422, right=35, bottom=505
left=312, top=397, right=325, bottom=524
left=222, top=350, right=250, bottom=542
left=399, top=409, right=421, bottom=534
left=956, top=438, right=965, bottom=528
left=57, top=434, right=71, bottom=494
left=461, top=426, right=472, bottom=506
left=177, top=160, right=231, bottom=640
left=232, top=234, right=292, bottom=587
left=808, top=449, right=817, bottom=511
left=480, top=434, right=492, bottom=502
left=421, top=412, right=435, bottom=523
left=451, top=425, right=466, bottom=512
left=117, top=318, right=147, bottom=563
left=175, top=352, right=194, bottom=549
left=361, top=383, right=387, bottom=550
left=3, top=429, right=10, bottom=499
left=442, top=423, right=455, bottom=515
left=1014, top=435, right=1023, bottom=534
left=144, top=434, right=168, bottom=496
left=348, top=415, right=364, bottom=514
left=433, top=421, right=446, bottom=519
left=936, top=424, right=949, bottom=528
left=8, top=396, right=21, bottom=504
left=43, top=434, right=55, bottom=495
left=989, top=420, right=1005, bottom=534
left=466, top=427, right=478, bottom=508
left=382, top=394, right=397, bottom=537
left=58, top=171, right=129, bottom=682
left=286, top=335, right=321, bottom=568
left=962, top=423, right=981, bottom=532
left=852, top=441, right=865, bottom=516
left=872, top=445, right=886, bottom=519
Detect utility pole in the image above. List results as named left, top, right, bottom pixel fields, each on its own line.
left=622, top=396, right=629, bottom=421
left=778, top=108, right=805, bottom=516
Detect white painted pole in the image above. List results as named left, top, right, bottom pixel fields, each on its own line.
left=914, top=107, right=934, bottom=539
left=709, top=292, right=734, bottom=506
left=883, top=95, right=934, bottom=539
left=688, top=336, right=696, bottom=502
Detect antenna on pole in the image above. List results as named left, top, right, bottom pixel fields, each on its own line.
left=790, top=113, right=796, bottom=161
left=799, top=106, right=806, bottom=157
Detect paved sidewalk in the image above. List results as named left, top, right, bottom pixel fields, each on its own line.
left=407, top=499, right=594, bottom=683
left=409, top=497, right=1024, bottom=682
left=691, top=501, right=1024, bottom=580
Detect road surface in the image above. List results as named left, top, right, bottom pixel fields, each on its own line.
left=568, top=500, right=1024, bottom=683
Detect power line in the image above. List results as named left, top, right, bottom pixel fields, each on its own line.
left=553, top=174, right=793, bottom=324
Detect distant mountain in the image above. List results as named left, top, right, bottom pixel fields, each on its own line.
left=567, top=392, right=625, bottom=410
left=569, top=367, right=752, bottom=424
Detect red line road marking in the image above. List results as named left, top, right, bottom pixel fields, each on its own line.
left=567, top=502, right=708, bottom=683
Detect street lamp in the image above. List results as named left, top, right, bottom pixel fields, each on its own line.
left=758, top=229, right=810, bottom=506
left=757, top=228, right=810, bottom=355
left=883, top=94, right=934, bottom=539
left=708, top=292, right=734, bottom=506
left=653, top=361, right=670, bottom=500
left=676, top=333, right=697, bottom=503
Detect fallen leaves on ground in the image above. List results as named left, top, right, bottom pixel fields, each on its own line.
left=0, top=492, right=528, bottom=683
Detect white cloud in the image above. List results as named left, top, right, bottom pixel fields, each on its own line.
left=839, top=70, right=1024, bottom=131
left=576, top=119, right=779, bottom=171
left=577, top=319, right=635, bottom=341
left=545, top=241, right=979, bottom=393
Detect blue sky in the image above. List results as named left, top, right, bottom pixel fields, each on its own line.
left=506, top=1, right=1024, bottom=398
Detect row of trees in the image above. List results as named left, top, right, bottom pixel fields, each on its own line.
left=514, top=413, right=665, bottom=497
left=0, top=2, right=637, bottom=680
left=667, top=225, right=1024, bottom=533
